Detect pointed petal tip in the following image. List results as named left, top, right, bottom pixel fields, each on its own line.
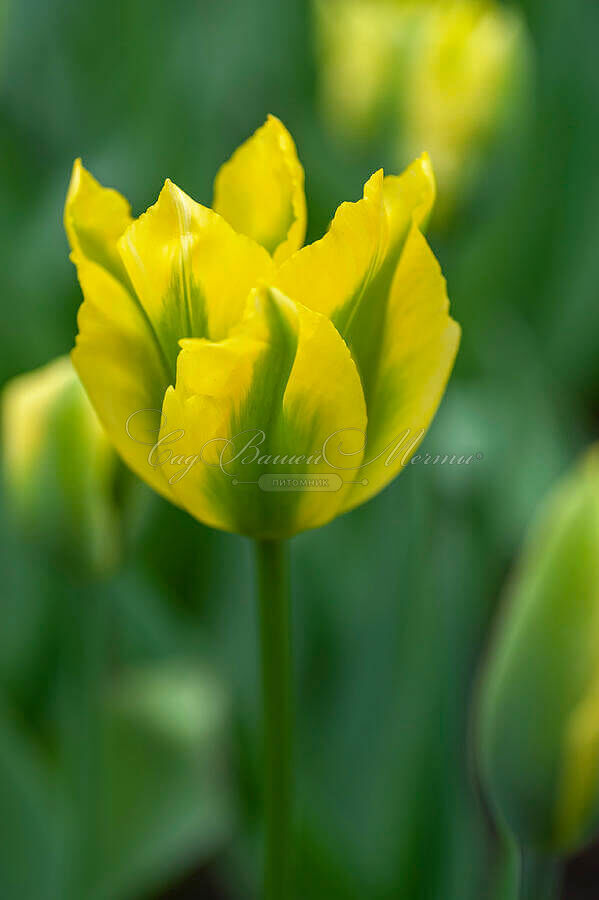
left=70, top=157, right=83, bottom=181
left=213, top=116, right=306, bottom=261
left=416, top=151, right=436, bottom=193
left=117, top=176, right=191, bottom=257
left=65, top=158, right=85, bottom=210
left=159, top=177, right=187, bottom=203
left=66, top=158, right=99, bottom=201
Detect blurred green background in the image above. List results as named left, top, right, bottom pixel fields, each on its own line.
left=1, top=0, right=599, bottom=897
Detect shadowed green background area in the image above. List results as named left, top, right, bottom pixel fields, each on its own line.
left=1, top=0, right=599, bottom=897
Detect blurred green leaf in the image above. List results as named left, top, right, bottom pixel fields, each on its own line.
left=0, top=704, right=69, bottom=900
left=88, top=661, right=232, bottom=900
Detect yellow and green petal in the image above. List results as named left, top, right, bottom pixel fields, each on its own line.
left=274, top=154, right=435, bottom=397
left=71, top=256, right=173, bottom=502
left=213, top=115, right=307, bottom=264
left=118, top=179, right=275, bottom=379
left=65, top=159, right=133, bottom=288
left=344, top=225, right=460, bottom=510
left=382, top=151, right=436, bottom=248
left=274, top=153, right=456, bottom=510
left=158, top=287, right=367, bottom=537
left=65, top=132, right=458, bottom=537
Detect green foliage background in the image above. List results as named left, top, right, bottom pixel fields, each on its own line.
left=1, top=0, right=599, bottom=897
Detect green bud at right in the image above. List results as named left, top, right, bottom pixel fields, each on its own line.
left=478, top=447, right=599, bottom=855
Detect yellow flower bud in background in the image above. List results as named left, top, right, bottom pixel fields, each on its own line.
left=314, top=0, right=416, bottom=136
left=2, top=355, right=118, bottom=573
left=478, top=447, right=599, bottom=854
left=314, top=0, right=529, bottom=219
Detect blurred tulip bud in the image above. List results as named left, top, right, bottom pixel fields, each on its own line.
left=314, top=0, right=529, bottom=218
left=2, top=355, right=118, bottom=573
left=478, top=447, right=599, bottom=854
left=314, top=0, right=413, bottom=137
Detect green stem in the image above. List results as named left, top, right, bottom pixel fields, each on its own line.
left=255, top=539, right=293, bottom=900
left=519, top=848, right=561, bottom=900
left=62, top=578, right=107, bottom=894
left=492, top=827, right=520, bottom=900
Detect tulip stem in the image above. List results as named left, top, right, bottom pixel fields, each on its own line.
left=255, top=538, right=293, bottom=900
left=491, top=827, right=519, bottom=900
left=518, top=849, right=561, bottom=900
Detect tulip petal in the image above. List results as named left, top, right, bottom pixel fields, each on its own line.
left=158, top=287, right=367, bottom=537
left=383, top=151, right=436, bottom=245
left=213, top=115, right=307, bottom=264
left=65, top=159, right=133, bottom=289
left=118, top=180, right=275, bottom=379
left=344, top=225, right=460, bottom=510
left=71, top=256, right=174, bottom=502
left=274, top=154, right=435, bottom=393
left=275, top=154, right=456, bottom=510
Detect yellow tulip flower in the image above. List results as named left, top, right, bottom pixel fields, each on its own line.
left=65, top=115, right=459, bottom=540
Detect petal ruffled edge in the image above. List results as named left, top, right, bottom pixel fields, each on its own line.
left=64, top=159, right=133, bottom=288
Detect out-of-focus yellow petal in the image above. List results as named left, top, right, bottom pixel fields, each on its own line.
left=400, top=0, right=526, bottom=217
left=118, top=179, right=275, bottom=377
left=314, top=0, right=407, bottom=137
left=3, top=357, right=76, bottom=500
left=315, top=0, right=527, bottom=221
left=213, top=115, right=307, bottom=264
left=2, top=355, right=119, bottom=572
left=157, top=287, right=367, bottom=537
left=344, top=225, right=460, bottom=510
left=64, top=159, right=133, bottom=287
left=71, top=256, right=173, bottom=502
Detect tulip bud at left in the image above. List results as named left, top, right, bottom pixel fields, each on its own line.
left=478, top=447, right=599, bottom=855
left=2, top=356, right=118, bottom=574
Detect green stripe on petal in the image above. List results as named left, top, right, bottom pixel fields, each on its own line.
left=65, top=159, right=134, bottom=289
left=71, top=257, right=174, bottom=503
left=213, top=115, right=307, bottom=263
left=118, top=179, right=275, bottom=381
left=274, top=154, right=435, bottom=399
left=274, top=154, right=456, bottom=512
left=158, top=287, right=367, bottom=538
left=274, top=168, right=388, bottom=341
left=343, top=226, right=460, bottom=511
left=66, top=160, right=172, bottom=388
